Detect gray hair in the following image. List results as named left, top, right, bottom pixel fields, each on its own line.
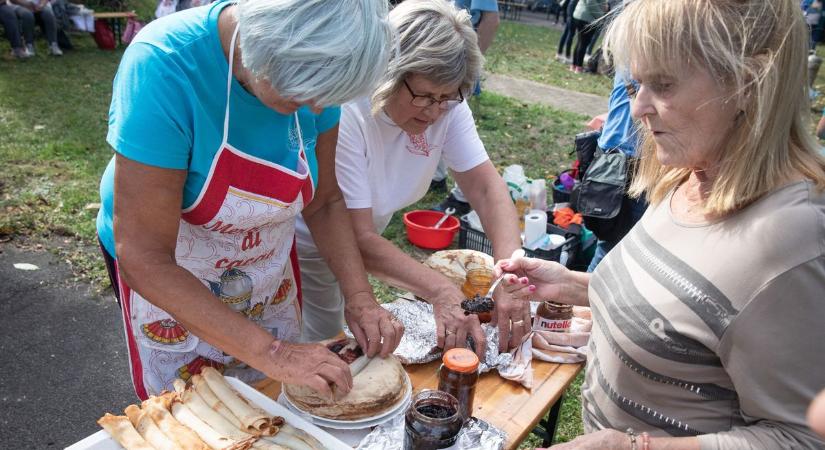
left=371, top=0, right=483, bottom=113
left=237, top=0, right=393, bottom=107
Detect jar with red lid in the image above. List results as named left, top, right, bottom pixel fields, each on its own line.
left=437, top=348, right=479, bottom=421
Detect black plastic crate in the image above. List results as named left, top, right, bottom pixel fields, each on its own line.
left=458, top=216, right=580, bottom=267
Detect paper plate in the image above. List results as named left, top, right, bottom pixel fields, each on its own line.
left=281, top=372, right=412, bottom=430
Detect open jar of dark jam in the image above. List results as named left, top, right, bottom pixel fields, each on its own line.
left=404, top=390, right=463, bottom=450
left=437, top=347, right=479, bottom=421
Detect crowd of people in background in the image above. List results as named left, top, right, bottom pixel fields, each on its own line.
left=0, top=0, right=64, bottom=58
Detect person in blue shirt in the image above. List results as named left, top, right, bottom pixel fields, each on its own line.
left=96, top=0, right=403, bottom=399
left=586, top=71, right=647, bottom=271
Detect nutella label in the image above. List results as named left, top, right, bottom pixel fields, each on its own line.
left=533, top=317, right=572, bottom=332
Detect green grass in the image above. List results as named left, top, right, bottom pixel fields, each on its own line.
left=0, top=35, right=124, bottom=285
left=486, top=21, right=614, bottom=97
left=0, top=33, right=589, bottom=447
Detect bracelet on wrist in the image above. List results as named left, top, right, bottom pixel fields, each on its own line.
left=626, top=428, right=638, bottom=450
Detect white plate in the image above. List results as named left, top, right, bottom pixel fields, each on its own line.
left=281, top=373, right=412, bottom=430
left=66, top=377, right=350, bottom=450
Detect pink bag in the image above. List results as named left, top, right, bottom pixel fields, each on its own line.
left=122, top=18, right=145, bottom=44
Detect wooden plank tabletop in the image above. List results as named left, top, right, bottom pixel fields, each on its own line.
left=256, top=359, right=582, bottom=449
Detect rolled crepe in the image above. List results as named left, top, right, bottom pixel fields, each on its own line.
left=125, top=404, right=181, bottom=450
left=171, top=401, right=255, bottom=450
left=143, top=396, right=210, bottom=450
left=180, top=389, right=251, bottom=440
left=201, top=367, right=272, bottom=434
left=97, top=413, right=155, bottom=450
left=192, top=374, right=244, bottom=428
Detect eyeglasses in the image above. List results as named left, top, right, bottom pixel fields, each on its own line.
left=403, top=79, right=464, bottom=110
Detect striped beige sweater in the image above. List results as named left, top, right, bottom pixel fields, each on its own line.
left=582, top=181, right=825, bottom=449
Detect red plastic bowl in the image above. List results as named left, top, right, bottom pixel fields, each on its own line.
left=402, top=210, right=460, bottom=250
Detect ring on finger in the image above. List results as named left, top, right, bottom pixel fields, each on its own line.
left=512, top=319, right=525, bottom=326
left=445, top=329, right=455, bottom=335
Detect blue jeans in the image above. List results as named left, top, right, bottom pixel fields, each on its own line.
left=587, top=195, right=648, bottom=272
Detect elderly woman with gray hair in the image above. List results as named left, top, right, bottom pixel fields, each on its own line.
left=96, top=0, right=402, bottom=400
left=296, top=0, right=526, bottom=359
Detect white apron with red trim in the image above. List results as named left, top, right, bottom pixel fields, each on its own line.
left=116, top=25, right=314, bottom=399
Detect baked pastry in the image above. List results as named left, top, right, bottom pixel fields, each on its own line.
left=283, top=338, right=408, bottom=420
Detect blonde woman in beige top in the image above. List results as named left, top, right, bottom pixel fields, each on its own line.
left=499, top=1, right=825, bottom=449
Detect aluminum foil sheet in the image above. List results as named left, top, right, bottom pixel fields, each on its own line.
left=356, top=414, right=506, bottom=450
left=354, top=298, right=515, bottom=374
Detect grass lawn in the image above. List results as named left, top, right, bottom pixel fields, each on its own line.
left=1, top=33, right=589, bottom=446
left=486, top=21, right=614, bottom=98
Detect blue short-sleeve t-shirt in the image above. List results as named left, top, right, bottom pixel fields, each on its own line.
left=96, top=0, right=340, bottom=257
left=453, top=0, right=498, bottom=27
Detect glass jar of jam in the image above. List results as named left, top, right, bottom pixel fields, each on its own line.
left=404, top=390, right=463, bottom=450
left=461, top=267, right=494, bottom=299
left=437, top=348, right=479, bottom=421
left=533, top=301, right=573, bottom=332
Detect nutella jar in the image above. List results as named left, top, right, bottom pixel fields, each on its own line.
left=437, top=348, right=479, bottom=421
left=533, top=301, right=573, bottom=332
left=404, top=390, right=463, bottom=450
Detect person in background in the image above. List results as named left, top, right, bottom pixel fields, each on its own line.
left=584, top=71, right=646, bottom=272
left=551, top=0, right=564, bottom=25
left=97, top=0, right=400, bottom=399
left=430, top=0, right=501, bottom=213
left=569, top=0, right=606, bottom=73
left=0, top=0, right=31, bottom=58
left=554, top=0, right=579, bottom=64
left=296, top=0, right=527, bottom=357
left=502, top=0, right=825, bottom=448
left=816, top=110, right=825, bottom=140
left=805, top=0, right=822, bottom=50
left=7, top=0, right=62, bottom=55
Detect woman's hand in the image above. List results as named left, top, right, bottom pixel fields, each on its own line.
left=495, top=273, right=535, bottom=301
left=344, top=292, right=404, bottom=358
left=267, top=340, right=353, bottom=401
left=549, top=429, right=630, bottom=450
left=495, top=254, right=591, bottom=307
left=432, top=293, right=486, bottom=357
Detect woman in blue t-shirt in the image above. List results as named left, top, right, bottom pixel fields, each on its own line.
left=96, top=0, right=404, bottom=399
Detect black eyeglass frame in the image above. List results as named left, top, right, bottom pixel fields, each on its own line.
left=402, top=79, right=465, bottom=110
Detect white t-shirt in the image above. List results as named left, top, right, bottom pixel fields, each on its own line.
left=296, top=96, right=489, bottom=255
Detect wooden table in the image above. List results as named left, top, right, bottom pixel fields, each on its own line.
left=93, top=11, right=137, bottom=47
left=257, top=359, right=582, bottom=449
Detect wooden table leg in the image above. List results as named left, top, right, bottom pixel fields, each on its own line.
left=531, top=393, right=564, bottom=447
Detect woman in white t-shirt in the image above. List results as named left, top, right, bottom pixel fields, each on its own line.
left=295, top=0, right=526, bottom=357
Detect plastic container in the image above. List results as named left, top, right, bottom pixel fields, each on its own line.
left=403, top=210, right=460, bottom=250
left=458, top=216, right=580, bottom=266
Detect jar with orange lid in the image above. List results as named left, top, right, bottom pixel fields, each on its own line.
left=437, top=348, right=480, bottom=421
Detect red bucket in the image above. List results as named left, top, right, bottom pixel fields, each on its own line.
left=402, top=210, right=460, bottom=250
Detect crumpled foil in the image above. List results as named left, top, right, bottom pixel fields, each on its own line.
left=356, top=413, right=507, bottom=450
left=345, top=298, right=517, bottom=376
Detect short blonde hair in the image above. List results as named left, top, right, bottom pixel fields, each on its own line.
left=603, top=0, right=825, bottom=215
left=371, top=0, right=483, bottom=113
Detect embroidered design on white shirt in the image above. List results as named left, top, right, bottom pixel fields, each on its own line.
left=405, top=132, right=431, bottom=156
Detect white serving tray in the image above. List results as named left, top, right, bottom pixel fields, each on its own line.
left=65, top=377, right=351, bottom=450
